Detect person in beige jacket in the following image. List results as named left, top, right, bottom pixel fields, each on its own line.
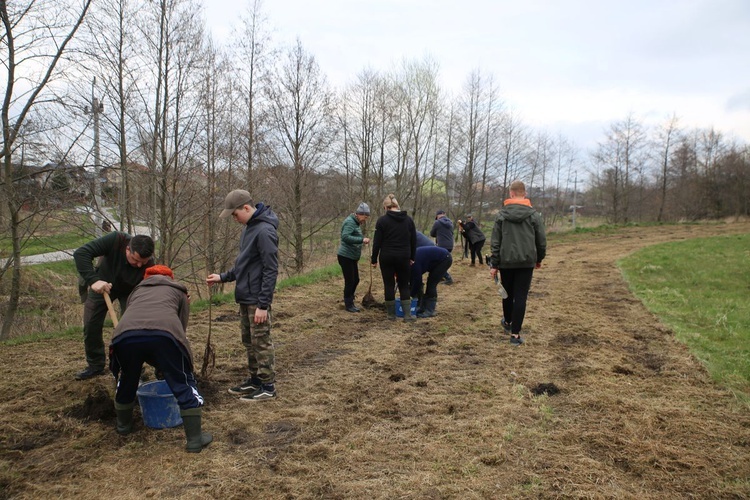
left=109, top=265, right=212, bottom=453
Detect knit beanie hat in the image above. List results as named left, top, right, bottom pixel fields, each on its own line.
left=144, top=264, right=174, bottom=279
left=355, top=202, right=370, bottom=215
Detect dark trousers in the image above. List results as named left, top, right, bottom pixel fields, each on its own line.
left=379, top=255, right=411, bottom=301
left=83, top=292, right=127, bottom=370
left=110, top=333, right=203, bottom=410
left=338, top=255, right=360, bottom=306
left=425, top=255, right=453, bottom=299
left=470, top=240, right=485, bottom=265
left=239, top=304, right=275, bottom=384
left=499, top=267, right=534, bottom=335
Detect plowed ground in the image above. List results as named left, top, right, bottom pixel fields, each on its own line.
left=1, top=222, right=749, bottom=499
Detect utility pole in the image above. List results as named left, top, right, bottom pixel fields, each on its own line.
left=571, top=171, right=578, bottom=230
left=85, top=78, right=104, bottom=237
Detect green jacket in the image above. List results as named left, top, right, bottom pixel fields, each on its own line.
left=490, top=201, right=546, bottom=269
left=337, top=214, right=365, bottom=260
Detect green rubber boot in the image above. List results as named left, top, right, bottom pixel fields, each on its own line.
left=181, top=408, right=213, bottom=453
left=114, top=401, right=136, bottom=436
left=385, top=300, right=396, bottom=320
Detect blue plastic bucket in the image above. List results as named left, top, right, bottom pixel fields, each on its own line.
left=136, top=380, right=183, bottom=429
left=395, top=297, right=418, bottom=318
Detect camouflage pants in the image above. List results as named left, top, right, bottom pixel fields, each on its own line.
left=239, top=304, right=276, bottom=384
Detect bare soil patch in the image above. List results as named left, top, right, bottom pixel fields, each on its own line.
left=1, top=222, right=749, bottom=498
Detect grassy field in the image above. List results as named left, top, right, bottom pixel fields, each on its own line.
left=619, top=233, right=750, bottom=403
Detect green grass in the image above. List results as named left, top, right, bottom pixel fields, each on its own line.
left=619, top=233, right=750, bottom=404
left=0, top=230, right=90, bottom=256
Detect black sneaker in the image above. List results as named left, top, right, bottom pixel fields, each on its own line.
left=239, top=384, right=277, bottom=402
left=501, top=318, right=512, bottom=333
left=510, top=335, right=524, bottom=346
left=345, top=305, right=361, bottom=313
left=74, top=366, right=105, bottom=380
left=228, top=377, right=262, bottom=395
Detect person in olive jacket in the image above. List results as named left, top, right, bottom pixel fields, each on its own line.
left=109, top=265, right=212, bottom=453
left=489, top=180, right=547, bottom=345
left=73, top=232, right=154, bottom=380
left=337, top=202, right=371, bottom=312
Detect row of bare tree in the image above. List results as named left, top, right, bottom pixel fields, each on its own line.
left=2, top=0, right=748, bottom=339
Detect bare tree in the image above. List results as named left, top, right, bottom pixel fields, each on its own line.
left=655, top=114, right=680, bottom=222
left=265, top=39, right=336, bottom=274
left=1, top=0, right=93, bottom=339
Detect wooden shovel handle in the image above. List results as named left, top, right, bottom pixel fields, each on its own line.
left=103, top=292, right=118, bottom=327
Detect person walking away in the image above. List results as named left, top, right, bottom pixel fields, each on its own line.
left=462, top=215, right=486, bottom=266
left=207, top=189, right=279, bottom=401
left=489, top=180, right=546, bottom=345
left=410, top=246, right=453, bottom=318
left=337, top=202, right=371, bottom=312
left=109, top=265, right=212, bottom=453
left=430, top=209, right=454, bottom=284
left=73, top=232, right=154, bottom=380
left=370, top=194, right=417, bottom=322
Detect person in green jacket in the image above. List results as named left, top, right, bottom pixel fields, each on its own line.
left=73, top=232, right=154, bottom=380
left=337, top=202, right=371, bottom=312
left=489, top=181, right=546, bottom=345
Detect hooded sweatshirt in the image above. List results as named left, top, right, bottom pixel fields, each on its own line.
left=221, top=203, right=279, bottom=307
left=371, top=210, right=417, bottom=263
left=490, top=199, right=547, bottom=269
left=430, top=216, right=454, bottom=251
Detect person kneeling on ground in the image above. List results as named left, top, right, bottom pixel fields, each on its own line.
left=109, top=265, right=212, bottom=453
left=410, top=245, right=453, bottom=318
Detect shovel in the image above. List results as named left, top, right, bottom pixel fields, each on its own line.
left=200, top=285, right=216, bottom=378
left=362, top=262, right=376, bottom=308
left=103, top=291, right=118, bottom=327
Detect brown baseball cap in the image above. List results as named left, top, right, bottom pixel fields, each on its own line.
left=220, top=189, right=253, bottom=218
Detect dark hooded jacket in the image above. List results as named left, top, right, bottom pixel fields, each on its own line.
left=221, top=203, right=279, bottom=308
left=490, top=200, right=546, bottom=269
left=430, top=216, right=454, bottom=251
left=371, top=210, right=417, bottom=263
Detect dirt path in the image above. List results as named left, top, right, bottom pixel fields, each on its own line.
left=1, top=222, right=749, bottom=499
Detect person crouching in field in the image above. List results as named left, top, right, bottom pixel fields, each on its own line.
left=410, top=245, right=453, bottom=318
left=337, top=202, right=371, bottom=313
left=489, top=180, right=547, bottom=346
left=109, top=265, right=213, bottom=453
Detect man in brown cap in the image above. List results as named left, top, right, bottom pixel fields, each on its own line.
left=207, top=189, right=280, bottom=401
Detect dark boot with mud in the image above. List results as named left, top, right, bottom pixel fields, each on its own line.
left=181, top=408, right=213, bottom=453
left=417, top=298, right=437, bottom=318
left=115, top=401, right=135, bottom=435
left=403, top=300, right=417, bottom=322
left=385, top=300, right=396, bottom=320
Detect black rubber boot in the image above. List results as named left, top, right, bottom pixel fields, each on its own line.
left=344, top=297, right=360, bottom=313
left=417, top=298, right=437, bottom=318
left=114, top=401, right=136, bottom=435
left=181, top=408, right=213, bottom=453
left=385, top=300, right=396, bottom=320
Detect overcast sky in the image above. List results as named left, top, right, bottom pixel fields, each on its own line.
left=203, top=0, right=750, bottom=151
